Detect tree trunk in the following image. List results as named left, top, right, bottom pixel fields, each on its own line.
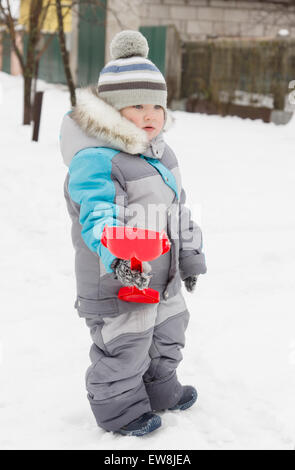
left=56, top=0, right=76, bottom=107
left=23, top=74, right=33, bottom=125
left=22, top=0, right=44, bottom=125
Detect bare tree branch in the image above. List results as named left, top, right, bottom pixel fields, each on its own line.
left=56, top=0, right=76, bottom=105
left=0, top=0, right=25, bottom=70
left=0, top=0, right=143, bottom=127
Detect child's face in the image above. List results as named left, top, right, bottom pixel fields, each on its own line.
left=120, top=104, right=165, bottom=141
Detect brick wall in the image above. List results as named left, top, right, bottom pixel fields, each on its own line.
left=139, top=0, right=295, bottom=41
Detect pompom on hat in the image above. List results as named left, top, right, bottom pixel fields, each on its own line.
left=97, top=30, right=167, bottom=118
left=110, top=29, right=149, bottom=60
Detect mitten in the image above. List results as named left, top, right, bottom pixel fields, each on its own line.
left=111, top=258, right=152, bottom=291
left=184, top=275, right=198, bottom=293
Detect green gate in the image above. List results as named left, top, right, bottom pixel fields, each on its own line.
left=78, top=1, right=106, bottom=87
left=22, top=32, right=66, bottom=84
left=1, top=32, right=11, bottom=73
left=139, top=26, right=167, bottom=76
left=38, top=34, right=66, bottom=84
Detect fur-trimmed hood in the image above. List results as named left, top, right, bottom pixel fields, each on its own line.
left=60, top=86, right=172, bottom=168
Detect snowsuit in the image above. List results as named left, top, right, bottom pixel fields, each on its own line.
left=60, top=86, right=207, bottom=431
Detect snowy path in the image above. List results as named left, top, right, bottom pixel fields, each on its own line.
left=0, top=72, right=295, bottom=449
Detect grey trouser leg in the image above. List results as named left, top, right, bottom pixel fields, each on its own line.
left=84, top=289, right=189, bottom=432
left=143, top=290, right=190, bottom=411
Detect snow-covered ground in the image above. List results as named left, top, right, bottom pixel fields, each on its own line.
left=0, top=71, right=295, bottom=450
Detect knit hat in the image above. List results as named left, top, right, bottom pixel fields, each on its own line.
left=97, top=30, right=167, bottom=116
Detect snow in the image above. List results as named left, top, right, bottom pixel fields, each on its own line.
left=0, top=71, right=295, bottom=450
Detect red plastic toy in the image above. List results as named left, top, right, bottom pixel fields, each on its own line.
left=101, top=225, right=171, bottom=303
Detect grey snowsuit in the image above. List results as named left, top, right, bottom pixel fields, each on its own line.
left=60, top=87, right=207, bottom=431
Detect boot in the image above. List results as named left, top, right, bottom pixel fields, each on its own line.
left=168, top=386, right=198, bottom=411
left=115, top=412, right=162, bottom=436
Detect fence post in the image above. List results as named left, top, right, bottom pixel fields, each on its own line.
left=32, top=91, right=43, bottom=142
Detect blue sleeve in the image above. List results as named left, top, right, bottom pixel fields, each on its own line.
left=68, top=147, right=124, bottom=273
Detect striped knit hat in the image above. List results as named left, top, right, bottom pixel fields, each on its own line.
left=97, top=30, right=167, bottom=115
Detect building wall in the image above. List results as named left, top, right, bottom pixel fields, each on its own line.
left=139, top=0, right=295, bottom=41
left=10, top=31, right=23, bottom=76
left=105, top=0, right=141, bottom=63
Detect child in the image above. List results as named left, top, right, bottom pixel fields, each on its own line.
left=60, top=30, right=207, bottom=436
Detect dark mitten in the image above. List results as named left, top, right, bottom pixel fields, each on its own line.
left=184, top=275, right=198, bottom=293
left=111, top=258, right=152, bottom=291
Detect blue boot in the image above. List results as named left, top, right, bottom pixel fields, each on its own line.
left=115, top=412, right=162, bottom=436
left=168, top=386, right=198, bottom=411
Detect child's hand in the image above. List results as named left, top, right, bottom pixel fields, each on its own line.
left=111, top=259, right=152, bottom=290
left=184, top=275, right=198, bottom=293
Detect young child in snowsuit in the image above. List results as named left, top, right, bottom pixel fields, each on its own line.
left=60, top=30, right=207, bottom=436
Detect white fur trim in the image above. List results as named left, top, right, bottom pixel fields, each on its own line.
left=72, top=87, right=150, bottom=155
